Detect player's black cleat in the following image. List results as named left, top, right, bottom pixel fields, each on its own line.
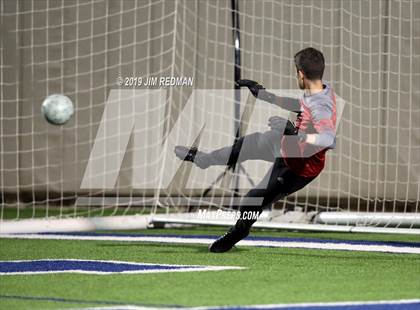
left=209, top=226, right=249, bottom=253
left=174, top=146, right=198, bottom=162
left=174, top=145, right=212, bottom=169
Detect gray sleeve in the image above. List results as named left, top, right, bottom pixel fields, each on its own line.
left=313, top=131, right=336, bottom=149
left=306, top=95, right=336, bottom=149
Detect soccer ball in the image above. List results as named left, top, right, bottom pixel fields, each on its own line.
left=41, top=94, right=74, bottom=125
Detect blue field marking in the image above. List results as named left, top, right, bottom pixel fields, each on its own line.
left=203, top=300, right=420, bottom=310
left=0, top=295, right=418, bottom=310
left=41, top=232, right=420, bottom=249
left=0, top=259, right=242, bottom=275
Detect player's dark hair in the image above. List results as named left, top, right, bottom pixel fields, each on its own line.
left=294, top=47, right=325, bottom=80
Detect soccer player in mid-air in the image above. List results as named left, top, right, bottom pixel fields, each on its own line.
left=175, top=47, right=336, bottom=253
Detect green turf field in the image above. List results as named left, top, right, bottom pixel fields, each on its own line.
left=1, top=227, right=419, bottom=310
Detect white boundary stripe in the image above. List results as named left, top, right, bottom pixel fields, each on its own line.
left=63, top=299, right=420, bottom=310
left=0, top=258, right=243, bottom=275
left=239, top=239, right=420, bottom=254
left=1, top=233, right=419, bottom=254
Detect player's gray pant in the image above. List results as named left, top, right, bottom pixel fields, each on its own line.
left=196, top=130, right=281, bottom=167
left=196, top=129, right=315, bottom=230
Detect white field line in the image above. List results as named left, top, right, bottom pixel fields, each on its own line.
left=62, top=299, right=420, bottom=310
left=1, top=233, right=419, bottom=254
left=239, top=239, right=420, bottom=254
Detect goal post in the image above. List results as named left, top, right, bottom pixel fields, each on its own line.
left=1, top=0, right=419, bottom=235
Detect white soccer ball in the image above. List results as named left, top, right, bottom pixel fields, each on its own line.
left=41, top=94, right=74, bottom=125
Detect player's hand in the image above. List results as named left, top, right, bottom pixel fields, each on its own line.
left=297, top=132, right=307, bottom=142
left=236, top=79, right=265, bottom=98
left=268, top=116, right=297, bottom=135
left=237, top=79, right=279, bottom=105
left=268, top=116, right=287, bottom=131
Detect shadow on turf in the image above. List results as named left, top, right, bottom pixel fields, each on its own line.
left=0, top=294, right=182, bottom=308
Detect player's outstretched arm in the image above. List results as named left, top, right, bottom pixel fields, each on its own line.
left=236, top=79, right=301, bottom=112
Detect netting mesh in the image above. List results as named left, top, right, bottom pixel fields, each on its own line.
left=1, top=0, right=419, bottom=222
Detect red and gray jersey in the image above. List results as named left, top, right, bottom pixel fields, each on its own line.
left=281, top=83, right=337, bottom=178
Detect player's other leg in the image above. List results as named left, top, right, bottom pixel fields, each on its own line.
left=174, top=130, right=280, bottom=168
left=209, top=158, right=315, bottom=253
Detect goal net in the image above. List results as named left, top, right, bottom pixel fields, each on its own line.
left=1, top=0, right=419, bottom=234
